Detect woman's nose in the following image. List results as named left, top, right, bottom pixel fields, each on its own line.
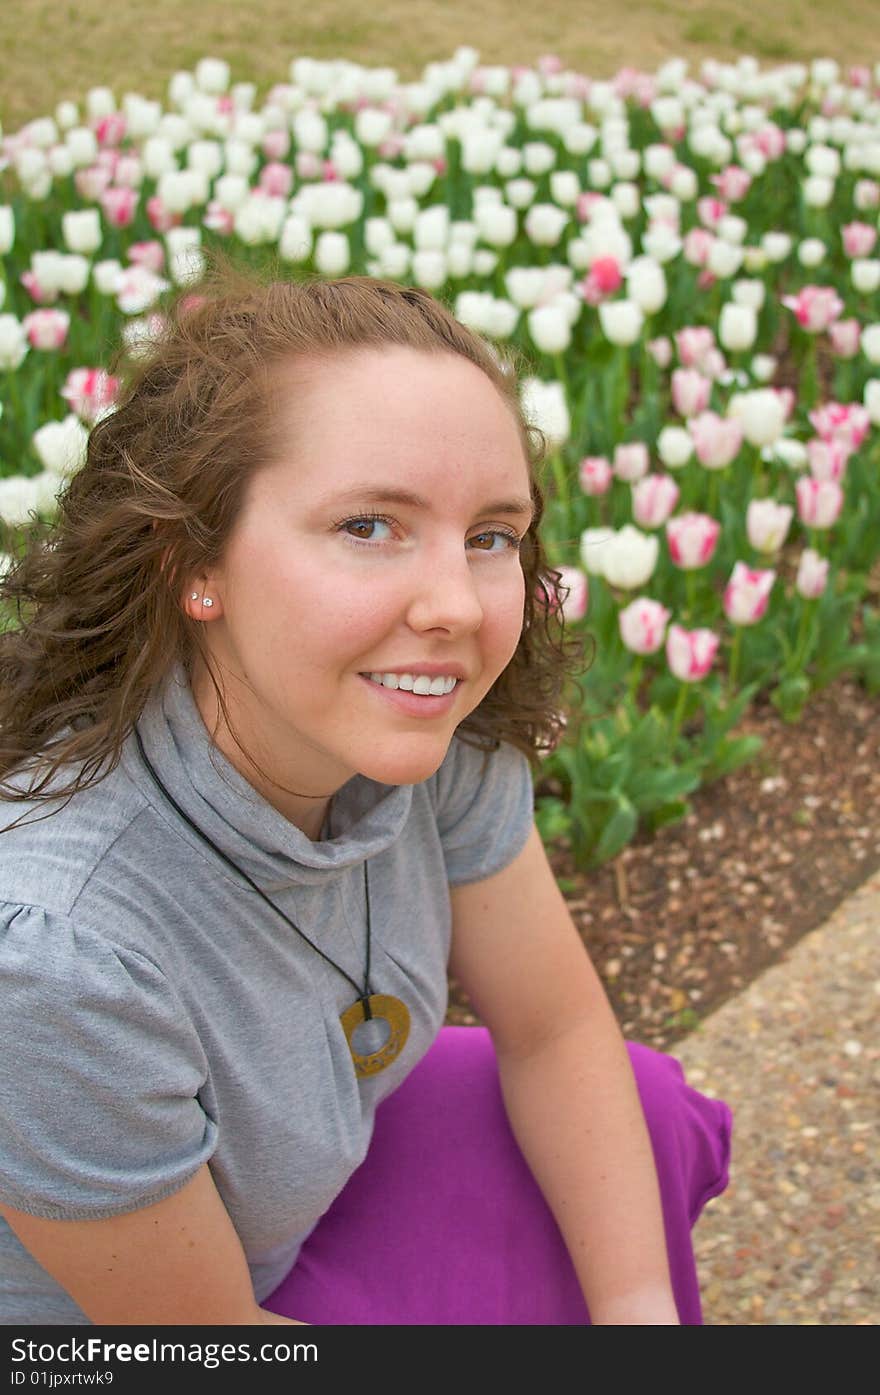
left=404, top=546, right=485, bottom=634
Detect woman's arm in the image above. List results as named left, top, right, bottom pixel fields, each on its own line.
left=448, top=822, right=678, bottom=1324
left=0, top=1163, right=306, bottom=1325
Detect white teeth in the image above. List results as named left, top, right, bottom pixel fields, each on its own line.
left=366, top=672, right=458, bottom=696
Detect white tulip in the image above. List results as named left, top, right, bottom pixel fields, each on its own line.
left=718, top=214, right=748, bottom=245
left=861, top=324, right=880, bottom=363
left=524, top=203, right=569, bottom=247
left=771, top=438, right=808, bottom=471
left=519, top=378, right=570, bottom=446
left=278, top=214, right=312, bottom=263
left=852, top=259, right=880, bottom=294
left=505, top=177, right=536, bottom=210
left=797, top=238, right=826, bottom=268
left=732, top=278, right=765, bottom=311
left=0, top=476, right=43, bottom=528
left=123, top=94, right=162, bottom=139
left=587, top=158, right=612, bottom=188
left=30, top=251, right=68, bottom=296
left=761, top=232, right=793, bottom=262
left=657, top=425, right=694, bottom=469
left=611, top=182, right=640, bottom=219
left=92, top=259, right=122, bottom=295
left=598, top=299, right=644, bottom=347
left=610, top=149, right=640, bottom=180
left=0, top=206, right=13, bottom=256
left=447, top=243, right=474, bottom=278
left=472, top=249, right=498, bottom=276
left=413, top=205, right=449, bottom=252
left=670, top=165, right=698, bottom=200
left=364, top=217, right=395, bottom=256
left=213, top=173, right=250, bottom=213
left=403, top=160, right=434, bottom=197
left=550, top=171, right=580, bottom=207
left=32, top=415, right=89, bottom=475
left=55, top=100, right=79, bottom=130
left=0, top=315, right=28, bottom=370
left=411, top=250, right=447, bottom=290
left=863, top=378, right=880, bottom=426
left=461, top=128, right=503, bottom=175
left=505, top=268, right=546, bottom=309
left=56, top=255, right=90, bottom=296
left=746, top=498, right=793, bottom=553
left=293, top=109, right=328, bottom=154
left=378, top=243, right=410, bottom=279
left=387, top=196, right=418, bottom=235
left=804, top=175, right=835, bottom=208
left=234, top=195, right=285, bottom=246
left=64, top=126, right=98, bottom=167
left=474, top=201, right=517, bottom=248
left=314, top=231, right=350, bottom=277
left=61, top=208, right=101, bottom=256
left=728, top=388, right=786, bottom=446
left=626, top=256, right=667, bottom=314
left=751, top=354, right=777, bottom=382
left=601, top=525, right=660, bottom=590
left=707, top=239, right=744, bottom=278
left=644, top=144, right=676, bottom=179
left=642, top=224, right=682, bottom=263
left=719, top=303, right=758, bottom=352
left=194, top=57, right=229, bottom=93
left=562, top=123, right=598, bottom=157
left=579, top=526, right=615, bottom=576
left=495, top=146, right=523, bottom=178
left=187, top=139, right=223, bottom=178
left=169, top=246, right=205, bottom=287
left=86, top=86, right=115, bottom=120
left=141, top=136, right=177, bottom=180
left=356, top=108, right=393, bottom=147
left=805, top=142, right=840, bottom=177
left=522, top=141, right=556, bottom=176
left=527, top=304, right=572, bottom=355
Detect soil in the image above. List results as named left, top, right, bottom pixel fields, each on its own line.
left=446, top=673, right=880, bottom=1051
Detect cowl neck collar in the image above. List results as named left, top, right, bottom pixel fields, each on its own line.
left=121, top=661, right=414, bottom=890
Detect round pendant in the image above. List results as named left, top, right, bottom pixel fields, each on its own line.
left=340, top=994, right=411, bottom=1078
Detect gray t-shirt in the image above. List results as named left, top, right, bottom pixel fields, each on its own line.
left=0, top=662, right=534, bottom=1323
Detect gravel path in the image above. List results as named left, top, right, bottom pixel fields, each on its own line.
left=676, top=869, right=879, bottom=1326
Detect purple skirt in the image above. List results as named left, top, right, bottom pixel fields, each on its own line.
left=265, top=1025, right=732, bottom=1325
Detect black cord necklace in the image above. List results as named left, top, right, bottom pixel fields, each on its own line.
left=132, top=725, right=410, bottom=1078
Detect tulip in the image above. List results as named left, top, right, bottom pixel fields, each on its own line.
left=601, top=525, right=659, bottom=590
left=625, top=256, right=667, bottom=314
left=808, top=402, right=870, bottom=451
left=314, top=231, right=350, bottom=276
left=864, top=378, right=880, bottom=426
left=619, top=597, right=671, bottom=654
left=60, top=367, right=119, bottom=424
left=555, top=566, right=589, bottom=622
left=632, top=474, right=680, bottom=529
left=61, top=208, right=101, bottom=256
left=598, top=298, right=644, bottom=346
left=746, top=498, right=793, bottom=553
left=707, top=240, right=744, bottom=279
left=675, top=325, right=715, bottom=369
left=527, top=303, right=572, bottom=355
left=732, top=278, right=765, bottom=311
left=829, top=320, right=861, bottom=358
left=115, top=265, right=169, bottom=315
left=860, top=325, right=880, bottom=363
left=723, top=562, right=776, bottom=625
left=666, top=624, right=720, bottom=682
left=806, top=438, right=849, bottom=483
left=613, top=442, right=649, bottom=482
left=727, top=389, right=787, bottom=447
left=750, top=354, right=777, bottom=382
left=852, top=259, right=880, bottom=294
left=22, top=309, right=70, bottom=350
left=524, top=203, right=569, bottom=247
left=795, top=548, right=830, bottom=599
left=689, top=411, right=743, bottom=469
left=580, top=255, right=622, bottom=305
left=474, top=201, right=517, bottom=248
left=719, top=302, right=757, bottom=352
left=31, top=414, right=89, bottom=474
left=579, top=526, right=616, bottom=576
left=656, top=425, right=693, bottom=469
left=666, top=512, right=721, bottom=570
left=579, top=456, right=613, bottom=496
left=803, top=175, right=835, bottom=208
left=671, top=368, right=711, bottom=418
left=842, top=221, right=877, bottom=258
left=519, top=378, right=570, bottom=446
left=647, top=336, right=672, bottom=368
left=781, top=286, right=843, bottom=333
left=796, top=477, right=844, bottom=528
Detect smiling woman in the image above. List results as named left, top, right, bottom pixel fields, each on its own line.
left=0, top=252, right=730, bottom=1325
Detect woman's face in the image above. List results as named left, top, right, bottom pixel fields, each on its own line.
left=188, top=346, right=534, bottom=833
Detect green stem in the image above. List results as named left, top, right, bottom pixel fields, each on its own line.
left=670, top=681, right=689, bottom=743
left=685, top=569, right=697, bottom=623
left=728, top=627, right=742, bottom=693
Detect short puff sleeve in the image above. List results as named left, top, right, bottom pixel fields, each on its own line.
left=0, top=903, right=217, bottom=1220
left=432, top=735, right=534, bottom=887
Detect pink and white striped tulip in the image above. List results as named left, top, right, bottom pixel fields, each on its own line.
left=711, top=166, right=752, bottom=201
left=689, top=411, right=743, bottom=469
left=555, top=566, right=589, bottom=622
left=671, top=367, right=711, bottom=417
left=723, top=562, right=776, bottom=625
left=808, top=402, right=871, bottom=452
left=666, top=512, right=721, bottom=569
left=632, top=474, right=680, bottom=529
left=579, top=456, right=613, bottom=496
left=829, top=319, right=861, bottom=358
left=795, top=477, right=844, bottom=528
left=806, top=437, right=850, bottom=482
left=665, top=624, right=720, bottom=682
left=676, top=325, right=716, bottom=369
left=22, top=309, right=70, bottom=350
left=127, top=241, right=165, bottom=273
left=60, top=367, right=119, bottom=424
left=613, top=442, right=650, bottom=482
left=99, top=186, right=138, bottom=228
left=619, top=597, right=671, bottom=654
left=842, top=221, right=877, bottom=258
left=781, top=285, right=843, bottom=333
left=746, top=498, right=793, bottom=553
left=795, top=548, right=830, bottom=599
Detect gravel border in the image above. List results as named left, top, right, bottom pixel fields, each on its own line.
left=676, top=869, right=880, bottom=1325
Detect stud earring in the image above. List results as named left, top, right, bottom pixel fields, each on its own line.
left=190, top=592, right=214, bottom=609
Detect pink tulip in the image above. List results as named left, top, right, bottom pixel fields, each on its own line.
left=259, top=161, right=294, bottom=198
left=632, top=474, right=680, bottom=529
left=580, top=255, right=623, bottom=305
left=746, top=498, right=793, bottom=553
left=723, top=562, right=776, bottom=625
left=842, top=221, right=877, bottom=258
left=829, top=319, right=861, bottom=358
left=753, top=123, right=786, bottom=160
left=671, top=367, right=711, bottom=418
left=619, top=597, right=671, bottom=654
left=555, top=566, right=589, bottom=622
left=711, top=165, right=752, bottom=201
left=579, top=456, right=613, bottom=496
left=683, top=228, right=714, bottom=267
left=262, top=129, right=291, bottom=161
left=854, top=180, right=880, bottom=210
left=19, top=271, right=57, bottom=305
left=74, top=165, right=113, bottom=202
left=675, top=325, right=716, bottom=369
left=296, top=152, right=323, bottom=179
left=781, top=286, right=844, bottom=333
left=796, top=477, right=844, bottom=528
left=204, top=201, right=236, bottom=235
left=94, top=112, right=126, bottom=148
left=146, top=195, right=182, bottom=233
left=613, top=442, right=650, bottom=482
left=697, top=196, right=727, bottom=229
left=22, top=309, right=70, bottom=350
left=666, top=624, right=720, bottom=682
left=60, top=367, right=120, bottom=423
left=96, top=149, right=120, bottom=178
left=127, top=241, right=165, bottom=274
left=647, top=336, right=672, bottom=368
left=100, top=186, right=138, bottom=228
left=795, top=548, right=830, bottom=599
left=666, top=512, right=721, bottom=569
left=689, top=411, right=743, bottom=469
left=114, top=155, right=143, bottom=188
left=809, top=401, right=871, bottom=452
left=806, top=437, right=850, bottom=482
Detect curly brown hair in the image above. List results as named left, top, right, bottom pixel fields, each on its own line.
left=0, top=249, right=589, bottom=830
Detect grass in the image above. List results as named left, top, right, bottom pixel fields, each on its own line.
left=1, top=0, right=879, bottom=133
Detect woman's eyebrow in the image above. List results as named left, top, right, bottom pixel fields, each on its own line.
left=319, top=485, right=536, bottom=522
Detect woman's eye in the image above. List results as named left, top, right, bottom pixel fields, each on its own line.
left=335, top=515, right=521, bottom=551
left=338, top=515, right=394, bottom=542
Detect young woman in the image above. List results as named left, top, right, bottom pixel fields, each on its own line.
left=0, top=261, right=730, bottom=1326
